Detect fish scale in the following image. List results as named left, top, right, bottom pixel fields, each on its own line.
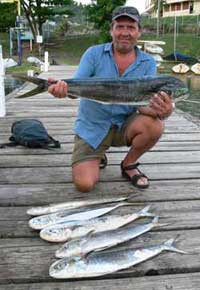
left=13, top=74, right=189, bottom=104
left=40, top=205, right=154, bottom=242
left=49, top=238, right=187, bottom=279
left=55, top=216, right=166, bottom=259
left=29, top=201, right=134, bottom=230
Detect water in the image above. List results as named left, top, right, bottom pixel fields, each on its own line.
left=4, top=76, right=24, bottom=96
left=175, top=74, right=200, bottom=119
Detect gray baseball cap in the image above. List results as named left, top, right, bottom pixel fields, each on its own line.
left=112, top=6, right=141, bottom=23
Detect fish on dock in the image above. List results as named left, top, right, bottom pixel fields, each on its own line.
left=55, top=216, right=167, bottom=259
left=27, top=196, right=130, bottom=216
left=40, top=205, right=154, bottom=242
left=13, top=74, right=189, bottom=105
left=49, top=237, right=187, bottom=279
left=29, top=201, right=134, bottom=230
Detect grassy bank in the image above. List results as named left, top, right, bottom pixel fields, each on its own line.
left=141, top=33, right=200, bottom=59
left=0, top=32, right=199, bottom=70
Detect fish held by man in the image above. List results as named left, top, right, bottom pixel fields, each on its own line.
left=55, top=216, right=167, bottom=259
left=40, top=205, right=154, bottom=242
left=49, top=237, right=187, bottom=279
left=13, top=74, right=189, bottom=105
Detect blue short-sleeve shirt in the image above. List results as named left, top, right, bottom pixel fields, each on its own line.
left=73, top=43, right=157, bottom=149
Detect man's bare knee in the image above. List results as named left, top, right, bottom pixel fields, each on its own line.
left=73, top=177, right=97, bottom=193
left=72, top=160, right=100, bottom=192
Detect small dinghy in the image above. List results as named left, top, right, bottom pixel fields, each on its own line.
left=172, top=63, right=190, bottom=74
left=145, top=43, right=163, bottom=55
left=191, top=63, right=200, bottom=75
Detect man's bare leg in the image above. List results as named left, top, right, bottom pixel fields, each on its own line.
left=122, top=114, right=164, bottom=187
left=72, top=159, right=100, bottom=192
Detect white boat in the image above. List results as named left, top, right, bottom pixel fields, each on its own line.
left=172, top=63, right=190, bottom=74
left=150, top=54, right=163, bottom=67
left=145, top=43, right=163, bottom=55
left=191, top=63, right=200, bottom=75
left=3, top=58, right=17, bottom=68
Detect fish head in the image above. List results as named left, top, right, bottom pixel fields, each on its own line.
left=49, top=257, right=82, bottom=278
left=40, top=225, right=72, bottom=242
left=56, top=239, right=82, bottom=259
left=49, top=257, right=72, bottom=278
left=29, top=215, right=51, bottom=230
left=150, top=76, right=189, bottom=99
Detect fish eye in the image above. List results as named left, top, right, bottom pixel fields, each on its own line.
left=55, top=259, right=68, bottom=270
left=49, top=228, right=59, bottom=235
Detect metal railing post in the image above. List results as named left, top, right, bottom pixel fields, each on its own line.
left=0, top=45, right=6, bottom=117
left=44, top=51, right=49, bottom=72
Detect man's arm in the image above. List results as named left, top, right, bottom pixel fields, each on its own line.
left=48, top=47, right=95, bottom=98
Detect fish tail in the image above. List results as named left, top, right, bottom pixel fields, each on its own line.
left=163, top=238, right=188, bottom=254
left=117, top=201, right=142, bottom=207
left=140, top=205, right=155, bottom=217
left=152, top=216, right=171, bottom=228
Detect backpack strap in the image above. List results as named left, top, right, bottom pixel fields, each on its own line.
left=0, top=136, right=18, bottom=148
left=0, top=142, right=18, bottom=148
left=46, top=135, right=61, bottom=149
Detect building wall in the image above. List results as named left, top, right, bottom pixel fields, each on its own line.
left=145, top=0, right=200, bottom=17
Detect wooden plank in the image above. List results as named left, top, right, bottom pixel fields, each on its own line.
left=1, top=141, right=200, bottom=155
left=0, top=179, right=200, bottom=206
left=1, top=272, right=200, bottom=290
left=0, top=113, right=192, bottom=124
left=0, top=119, right=198, bottom=131
left=0, top=163, right=200, bottom=184
left=1, top=150, right=200, bottom=167
left=2, top=132, right=200, bottom=144
left=0, top=229, right=199, bottom=283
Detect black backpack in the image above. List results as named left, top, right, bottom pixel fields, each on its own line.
left=1, top=119, right=61, bottom=149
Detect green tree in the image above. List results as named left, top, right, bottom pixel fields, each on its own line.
left=87, top=0, right=126, bottom=43
left=0, top=2, right=17, bottom=30
left=21, top=0, right=73, bottom=41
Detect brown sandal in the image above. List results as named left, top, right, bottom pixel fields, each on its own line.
left=121, top=161, right=149, bottom=189
left=100, top=154, right=108, bottom=169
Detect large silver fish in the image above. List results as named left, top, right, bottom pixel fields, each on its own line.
left=50, top=238, right=187, bottom=279
left=29, top=201, right=133, bottom=230
left=55, top=216, right=167, bottom=259
left=40, top=205, right=154, bottom=242
left=13, top=74, right=188, bottom=105
left=27, top=196, right=130, bottom=216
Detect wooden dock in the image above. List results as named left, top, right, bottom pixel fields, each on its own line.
left=1, top=65, right=200, bottom=289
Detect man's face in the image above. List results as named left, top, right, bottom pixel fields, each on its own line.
left=111, top=17, right=141, bottom=54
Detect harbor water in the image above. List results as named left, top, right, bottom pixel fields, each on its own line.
left=5, top=76, right=24, bottom=96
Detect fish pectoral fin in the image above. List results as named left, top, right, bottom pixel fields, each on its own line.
left=80, top=229, right=96, bottom=246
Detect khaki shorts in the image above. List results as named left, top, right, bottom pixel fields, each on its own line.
left=72, top=112, right=138, bottom=166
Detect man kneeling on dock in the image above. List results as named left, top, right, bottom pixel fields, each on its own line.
left=48, top=6, right=174, bottom=192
